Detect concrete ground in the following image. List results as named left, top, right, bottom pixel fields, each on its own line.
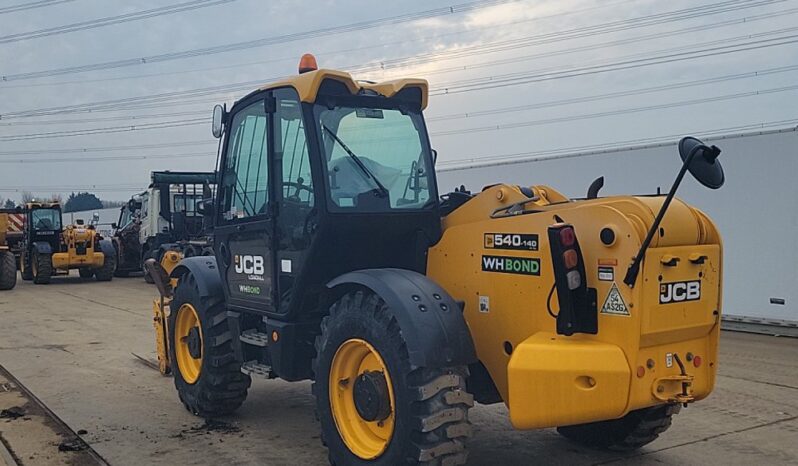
left=0, top=273, right=796, bottom=466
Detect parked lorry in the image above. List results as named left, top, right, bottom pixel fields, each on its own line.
left=112, top=171, right=215, bottom=280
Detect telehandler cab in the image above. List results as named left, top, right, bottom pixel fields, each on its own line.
left=149, top=55, right=724, bottom=465
left=20, top=202, right=116, bottom=284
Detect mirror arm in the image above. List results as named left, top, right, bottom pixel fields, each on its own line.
left=623, top=144, right=704, bottom=288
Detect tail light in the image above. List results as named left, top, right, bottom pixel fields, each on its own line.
left=548, top=223, right=597, bottom=336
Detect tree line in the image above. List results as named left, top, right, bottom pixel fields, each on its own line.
left=0, top=192, right=125, bottom=212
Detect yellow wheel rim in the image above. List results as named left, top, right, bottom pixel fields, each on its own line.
left=175, top=303, right=203, bottom=384
left=329, top=338, right=395, bottom=460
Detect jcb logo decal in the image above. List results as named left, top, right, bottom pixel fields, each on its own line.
left=234, top=255, right=265, bottom=276
left=660, top=281, right=701, bottom=304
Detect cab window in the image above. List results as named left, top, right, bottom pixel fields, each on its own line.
left=219, top=101, right=269, bottom=221
left=316, top=103, right=434, bottom=210
left=31, top=208, right=61, bottom=230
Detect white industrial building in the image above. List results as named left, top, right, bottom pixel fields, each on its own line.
left=437, top=127, right=797, bottom=335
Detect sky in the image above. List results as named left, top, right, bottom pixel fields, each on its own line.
left=0, top=0, right=796, bottom=203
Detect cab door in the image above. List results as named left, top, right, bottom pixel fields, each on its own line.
left=214, top=94, right=276, bottom=312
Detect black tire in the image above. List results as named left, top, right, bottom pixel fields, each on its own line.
left=169, top=271, right=251, bottom=417
left=32, top=252, right=52, bottom=285
left=557, top=404, right=681, bottom=451
left=94, top=254, right=115, bottom=282
left=313, top=290, right=473, bottom=466
left=78, top=268, right=94, bottom=279
left=142, top=247, right=155, bottom=283
left=0, top=251, right=16, bottom=290
left=21, top=251, right=33, bottom=281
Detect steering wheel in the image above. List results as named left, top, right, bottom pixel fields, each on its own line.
left=283, top=180, right=313, bottom=202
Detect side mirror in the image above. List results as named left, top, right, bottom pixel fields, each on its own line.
left=197, top=198, right=214, bottom=217
left=212, top=104, right=225, bottom=139
left=111, top=223, right=118, bottom=230
left=678, top=137, right=724, bottom=189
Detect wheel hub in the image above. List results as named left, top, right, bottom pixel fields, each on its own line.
left=353, top=370, right=391, bottom=422
left=186, top=327, right=202, bottom=359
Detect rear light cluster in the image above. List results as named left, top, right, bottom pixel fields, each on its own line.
left=547, top=223, right=597, bottom=336
left=558, top=227, right=581, bottom=290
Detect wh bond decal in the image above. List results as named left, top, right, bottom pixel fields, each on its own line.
left=481, top=255, right=540, bottom=276
left=660, top=281, right=701, bottom=304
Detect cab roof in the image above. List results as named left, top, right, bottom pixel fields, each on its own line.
left=26, top=202, right=60, bottom=209
left=256, top=68, right=429, bottom=110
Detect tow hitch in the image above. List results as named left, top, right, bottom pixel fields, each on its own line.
left=652, top=353, right=695, bottom=406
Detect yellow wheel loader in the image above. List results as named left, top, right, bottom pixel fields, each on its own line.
left=19, top=203, right=116, bottom=284
left=149, top=55, right=724, bottom=464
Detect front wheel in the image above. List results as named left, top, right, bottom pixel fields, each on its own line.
left=168, top=271, right=250, bottom=417
left=0, top=251, right=16, bottom=290
left=32, top=252, right=52, bottom=285
left=557, top=403, right=680, bottom=451
left=94, top=254, right=115, bottom=281
left=313, top=290, right=473, bottom=465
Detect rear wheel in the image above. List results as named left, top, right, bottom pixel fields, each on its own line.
left=0, top=251, right=16, bottom=290
left=94, top=254, right=115, bottom=281
left=32, top=252, right=52, bottom=285
left=557, top=404, right=680, bottom=451
left=78, top=268, right=94, bottom=279
left=313, top=290, right=473, bottom=465
left=168, top=271, right=250, bottom=417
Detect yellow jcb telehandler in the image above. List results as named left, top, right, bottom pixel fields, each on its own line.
left=149, top=55, right=724, bottom=465
left=19, top=202, right=116, bottom=284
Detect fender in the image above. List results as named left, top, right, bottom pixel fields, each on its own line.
left=98, top=239, right=115, bottom=257
left=327, top=268, right=477, bottom=368
left=31, top=241, right=52, bottom=255
left=170, top=256, right=223, bottom=298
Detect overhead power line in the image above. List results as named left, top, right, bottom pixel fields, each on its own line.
left=430, top=84, right=798, bottom=137
left=0, top=0, right=517, bottom=82
left=0, top=140, right=213, bottom=155
left=3, top=118, right=796, bottom=192
left=0, top=0, right=238, bottom=44
left=5, top=62, right=797, bottom=129
left=5, top=11, right=796, bottom=121
left=0, top=0, right=75, bottom=15
left=0, top=0, right=637, bottom=90
left=436, top=118, right=798, bottom=169
left=0, top=118, right=207, bottom=141
left=429, top=33, right=798, bottom=95
left=3, top=28, right=797, bottom=125
left=4, top=84, right=797, bottom=163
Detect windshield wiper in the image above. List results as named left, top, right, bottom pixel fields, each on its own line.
left=322, top=125, right=389, bottom=197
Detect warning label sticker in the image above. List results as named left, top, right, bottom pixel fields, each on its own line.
left=601, top=282, right=630, bottom=316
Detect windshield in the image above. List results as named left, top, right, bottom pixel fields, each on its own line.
left=174, top=194, right=203, bottom=216
left=31, top=208, right=61, bottom=231
left=316, top=103, right=435, bottom=210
